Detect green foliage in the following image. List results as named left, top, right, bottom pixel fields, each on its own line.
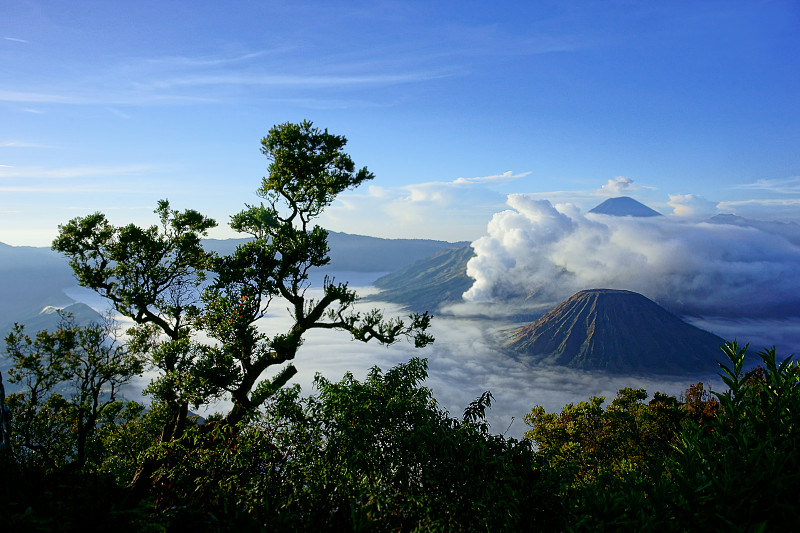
left=368, top=245, right=476, bottom=312
left=4, top=314, right=141, bottom=471
left=46, top=122, right=432, bottom=502
left=657, top=342, right=800, bottom=531
left=145, top=358, right=560, bottom=532
left=524, top=386, right=686, bottom=490
left=522, top=341, right=800, bottom=532
left=258, top=119, right=375, bottom=223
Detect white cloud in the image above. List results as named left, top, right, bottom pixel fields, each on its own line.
left=716, top=198, right=800, bottom=220
left=597, top=176, right=635, bottom=196
left=321, top=172, right=530, bottom=241
left=3, top=37, right=28, bottom=43
left=668, top=193, right=719, bottom=218
left=463, top=194, right=800, bottom=318
left=452, top=171, right=530, bottom=185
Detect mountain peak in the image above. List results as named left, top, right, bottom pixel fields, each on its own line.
left=589, top=197, right=662, bottom=217
left=508, top=289, right=723, bottom=374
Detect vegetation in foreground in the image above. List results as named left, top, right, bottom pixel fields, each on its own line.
left=1, top=121, right=797, bottom=531
left=1, top=337, right=798, bottom=531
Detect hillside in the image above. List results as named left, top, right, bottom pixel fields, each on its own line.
left=0, top=242, right=76, bottom=327
left=508, top=289, right=725, bottom=374
left=366, top=245, right=475, bottom=312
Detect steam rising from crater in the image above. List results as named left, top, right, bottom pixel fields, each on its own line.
left=464, top=194, right=800, bottom=317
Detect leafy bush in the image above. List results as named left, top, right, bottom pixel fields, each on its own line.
left=151, top=357, right=562, bottom=532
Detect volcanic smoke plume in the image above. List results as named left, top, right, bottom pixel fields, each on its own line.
left=463, top=194, right=800, bottom=318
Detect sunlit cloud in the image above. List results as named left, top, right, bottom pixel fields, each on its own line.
left=322, top=172, right=523, bottom=241
left=3, top=37, right=28, bottom=43
left=668, top=193, right=719, bottom=218
left=597, top=176, right=635, bottom=196
left=452, top=171, right=531, bottom=185
left=463, top=194, right=800, bottom=318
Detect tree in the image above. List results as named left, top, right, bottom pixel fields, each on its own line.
left=52, top=120, right=432, bottom=495
left=146, top=358, right=560, bottom=532
left=4, top=314, right=140, bottom=471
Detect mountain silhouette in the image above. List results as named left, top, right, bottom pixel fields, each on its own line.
left=589, top=196, right=662, bottom=217
left=508, top=289, right=724, bottom=374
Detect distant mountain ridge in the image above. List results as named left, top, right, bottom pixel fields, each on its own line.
left=507, top=289, right=725, bottom=374
left=588, top=196, right=662, bottom=217
left=0, top=232, right=466, bottom=333
left=366, top=245, right=474, bottom=312
left=203, top=231, right=468, bottom=272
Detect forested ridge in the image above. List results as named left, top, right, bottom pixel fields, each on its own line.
left=1, top=123, right=798, bottom=531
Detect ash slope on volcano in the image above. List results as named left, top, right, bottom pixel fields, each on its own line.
left=508, top=289, right=725, bottom=374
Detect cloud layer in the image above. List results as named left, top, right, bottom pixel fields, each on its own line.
left=464, top=194, right=800, bottom=318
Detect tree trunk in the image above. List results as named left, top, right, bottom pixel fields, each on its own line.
left=0, top=372, right=12, bottom=457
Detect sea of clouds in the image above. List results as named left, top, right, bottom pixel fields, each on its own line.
left=103, top=282, right=720, bottom=441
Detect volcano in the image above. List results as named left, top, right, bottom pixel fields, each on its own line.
left=507, top=289, right=725, bottom=374
left=589, top=196, right=662, bottom=217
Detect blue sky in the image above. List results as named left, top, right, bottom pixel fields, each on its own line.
left=2, top=0, right=799, bottom=246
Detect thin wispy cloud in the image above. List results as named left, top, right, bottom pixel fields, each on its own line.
left=0, top=164, right=153, bottom=179
left=0, top=185, right=149, bottom=193
left=66, top=205, right=156, bottom=211
left=736, top=177, right=800, bottom=194
left=0, top=141, right=56, bottom=148
left=4, top=37, right=28, bottom=43
left=0, top=89, right=214, bottom=106
left=1, top=36, right=461, bottom=109
left=141, top=50, right=278, bottom=68
left=452, top=171, right=531, bottom=185
left=144, top=70, right=454, bottom=90
left=0, top=91, right=84, bottom=104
